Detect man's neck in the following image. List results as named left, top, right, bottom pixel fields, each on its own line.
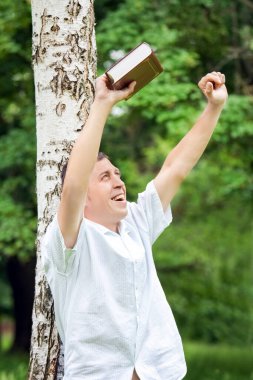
left=84, top=214, right=120, bottom=233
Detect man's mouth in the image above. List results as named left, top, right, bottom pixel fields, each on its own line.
left=111, top=194, right=125, bottom=202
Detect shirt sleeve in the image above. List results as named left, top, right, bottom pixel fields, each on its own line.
left=41, top=215, right=84, bottom=277
left=128, top=180, right=173, bottom=244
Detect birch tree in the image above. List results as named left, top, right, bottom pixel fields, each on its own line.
left=28, top=1, right=96, bottom=378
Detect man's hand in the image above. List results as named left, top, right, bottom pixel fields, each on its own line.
left=198, top=71, right=228, bottom=107
left=94, top=74, right=136, bottom=107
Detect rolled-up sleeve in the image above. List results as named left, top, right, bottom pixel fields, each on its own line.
left=129, top=180, right=173, bottom=244
left=41, top=215, right=83, bottom=277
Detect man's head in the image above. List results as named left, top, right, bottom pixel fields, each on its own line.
left=61, top=153, right=127, bottom=232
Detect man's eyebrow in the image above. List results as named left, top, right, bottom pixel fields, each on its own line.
left=98, top=168, right=121, bottom=178
left=99, top=170, right=110, bottom=178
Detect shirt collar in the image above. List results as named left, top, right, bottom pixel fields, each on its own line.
left=84, top=218, right=130, bottom=236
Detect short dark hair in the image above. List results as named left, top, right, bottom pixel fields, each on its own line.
left=61, top=152, right=109, bottom=186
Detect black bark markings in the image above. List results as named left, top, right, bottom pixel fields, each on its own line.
left=67, top=0, right=82, bottom=18
left=56, top=102, right=66, bottom=116
left=33, top=8, right=48, bottom=64
left=50, top=63, right=85, bottom=100
left=51, top=17, right=60, bottom=33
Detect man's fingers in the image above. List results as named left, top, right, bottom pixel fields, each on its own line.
left=198, top=73, right=221, bottom=89
left=215, top=71, right=226, bottom=84
left=118, top=81, right=136, bottom=99
left=205, top=81, right=213, bottom=95
left=129, top=80, right=137, bottom=91
left=125, top=81, right=136, bottom=94
left=221, top=73, right=225, bottom=84
left=206, top=73, right=221, bottom=84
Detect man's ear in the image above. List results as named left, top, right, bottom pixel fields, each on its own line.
left=86, top=190, right=92, bottom=202
left=84, top=192, right=92, bottom=215
left=83, top=197, right=89, bottom=217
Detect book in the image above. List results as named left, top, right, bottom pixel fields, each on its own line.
left=105, top=42, right=163, bottom=99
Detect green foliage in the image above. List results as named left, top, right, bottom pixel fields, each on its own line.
left=154, top=198, right=253, bottom=345
left=0, top=0, right=35, bottom=262
left=96, top=0, right=253, bottom=346
left=96, top=0, right=253, bottom=201
left=94, top=0, right=121, bottom=22
left=0, top=276, right=13, bottom=316
left=0, top=195, right=36, bottom=259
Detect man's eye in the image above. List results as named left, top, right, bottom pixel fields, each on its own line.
left=102, top=174, right=109, bottom=180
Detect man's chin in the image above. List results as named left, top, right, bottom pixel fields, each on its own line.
left=116, top=206, right=128, bottom=219
left=111, top=200, right=127, bottom=210
left=118, top=207, right=128, bottom=219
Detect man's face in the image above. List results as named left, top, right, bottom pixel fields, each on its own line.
left=84, top=158, right=127, bottom=231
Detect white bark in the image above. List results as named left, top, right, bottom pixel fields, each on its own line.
left=29, top=1, right=96, bottom=378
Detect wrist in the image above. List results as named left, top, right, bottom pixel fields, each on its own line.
left=206, top=100, right=226, bottom=113
left=92, top=98, right=113, bottom=115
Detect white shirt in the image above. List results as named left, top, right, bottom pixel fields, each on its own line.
left=42, top=181, right=187, bottom=380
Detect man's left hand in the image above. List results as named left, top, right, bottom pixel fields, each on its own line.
left=198, top=71, right=228, bottom=107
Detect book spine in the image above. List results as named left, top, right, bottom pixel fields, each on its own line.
left=149, top=51, right=163, bottom=73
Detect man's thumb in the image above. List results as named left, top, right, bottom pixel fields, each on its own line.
left=127, top=81, right=136, bottom=94
left=206, top=81, right=213, bottom=95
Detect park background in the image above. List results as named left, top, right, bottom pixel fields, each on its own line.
left=0, top=0, right=252, bottom=379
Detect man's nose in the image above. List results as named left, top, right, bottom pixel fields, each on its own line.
left=113, top=175, right=124, bottom=187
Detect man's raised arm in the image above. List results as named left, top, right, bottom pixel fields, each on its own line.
left=154, top=71, right=228, bottom=211
left=58, top=75, right=135, bottom=248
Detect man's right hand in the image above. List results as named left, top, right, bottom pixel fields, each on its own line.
left=94, top=75, right=136, bottom=107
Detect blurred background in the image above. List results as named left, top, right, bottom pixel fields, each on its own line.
left=0, top=0, right=252, bottom=379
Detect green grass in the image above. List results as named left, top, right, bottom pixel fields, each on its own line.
left=184, top=341, right=253, bottom=380
left=0, top=351, right=28, bottom=380
left=0, top=342, right=252, bottom=379
left=0, top=330, right=28, bottom=380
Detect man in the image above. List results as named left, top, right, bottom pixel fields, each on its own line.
left=42, top=72, right=228, bottom=379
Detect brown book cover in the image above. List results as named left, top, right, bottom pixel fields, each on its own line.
left=105, top=42, right=163, bottom=99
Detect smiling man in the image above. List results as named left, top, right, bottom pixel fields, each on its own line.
left=42, top=72, right=228, bottom=380
left=84, top=155, right=128, bottom=231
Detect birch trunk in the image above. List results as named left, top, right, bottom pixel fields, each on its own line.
left=29, top=1, right=96, bottom=378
